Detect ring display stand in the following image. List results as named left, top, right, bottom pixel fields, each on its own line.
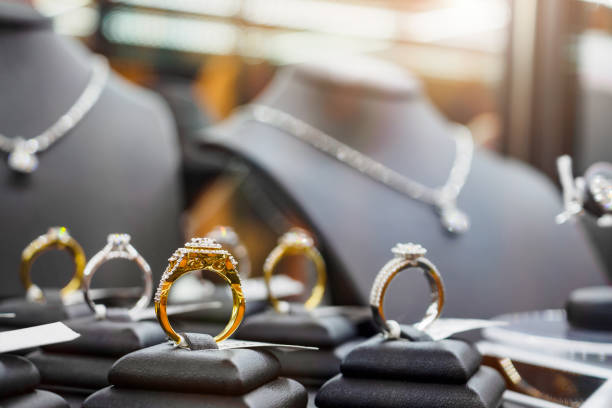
left=27, top=311, right=166, bottom=407
left=0, top=354, right=68, bottom=408
left=0, top=290, right=91, bottom=333
left=83, top=333, right=308, bottom=408
left=316, top=334, right=506, bottom=408
left=237, top=304, right=371, bottom=406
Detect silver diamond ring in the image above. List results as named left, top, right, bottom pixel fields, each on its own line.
left=83, top=233, right=152, bottom=318
left=369, top=243, right=445, bottom=339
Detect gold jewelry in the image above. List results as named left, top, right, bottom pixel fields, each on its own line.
left=263, top=228, right=326, bottom=313
left=369, top=243, right=445, bottom=339
left=154, top=237, right=245, bottom=347
left=20, top=227, right=86, bottom=302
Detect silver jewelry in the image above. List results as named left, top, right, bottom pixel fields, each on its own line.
left=556, top=155, right=612, bottom=227
left=83, top=233, right=153, bottom=319
left=0, top=56, right=109, bottom=173
left=247, top=104, right=474, bottom=234
left=369, top=243, right=445, bottom=340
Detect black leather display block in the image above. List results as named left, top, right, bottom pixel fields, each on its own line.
left=43, top=316, right=166, bottom=356
left=0, top=389, right=69, bottom=408
left=84, top=378, right=307, bottom=408
left=340, top=336, right=481, bottom=383
left=0, top=354, right=68, bottom=408
left=566, top=286, right=612, bottom=331
left=237, top=307, right=361, bottom=388
left=315, top=337, right=505, bottom=408
left=27, top=350, right=115, bottom=390
left=83, top=333, right=308, bottom=408
left=269, top=338, right=363, bottom=381
left=238, top=309, right=357, bottom=348
left=0, top=355, right=40, bottom=398
left=27, top=315, right=168, bottom=404
left=108, top=338, right=280, bottom=394
left=0, top=292, right=91, bottom=329
left=315, top=367, right=505, bottom=408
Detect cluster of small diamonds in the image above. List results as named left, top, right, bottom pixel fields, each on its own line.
left=154, top=238, right=237, bottom=302
left=107, top=233, right=131, bottom=247
left=369, top=243, right=427, bottom=307
left=185, top=237, right=222, bottom=249
left=22, top=227, right=70, bottom=258
left=369, top=258, right=403, bottom=307
left=279, top=228, right=314, bottom=248
left=391, top=243, right=427, bottom=260
left=206, top=226, right=239, bottom=246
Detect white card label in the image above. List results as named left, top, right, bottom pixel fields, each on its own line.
left=425, top=318, right=508, bottom=341
left=0, top=322, right=80, bottom=353
left=218, top=339, right=318, bottom=352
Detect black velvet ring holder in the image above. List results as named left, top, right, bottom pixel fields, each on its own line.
left=566, top=286, right=612, bottom=331
left=315, top=335, right=506, bottom=408
left=0, top=291, right=91, bottom=332
left=83, top=333, right=308, bottom=408
left=26, top=311, right=166, bottom=406
left=236, top=306, right=365, bottom=389
left=0, top=354, right=68, bottom=408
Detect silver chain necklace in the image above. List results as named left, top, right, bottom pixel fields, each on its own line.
left=247, top=104, right=474, bottom=234
left=0, top=56, right=109, bottom=174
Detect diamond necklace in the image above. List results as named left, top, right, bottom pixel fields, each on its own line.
left=0, top=56, right=109, bottom=174
left=246, top=104, right=474, bottom=234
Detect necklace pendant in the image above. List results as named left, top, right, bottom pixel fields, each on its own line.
left=8, top=138, right=39, bottom=173
left=439, top=205, right=470, bottom=234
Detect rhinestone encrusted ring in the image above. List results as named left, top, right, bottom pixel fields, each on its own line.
left=154, top=237, right=244, bottom=347
left=369, top=243, right=445, bottom=340
left=82, top=233, right=152, bottom=318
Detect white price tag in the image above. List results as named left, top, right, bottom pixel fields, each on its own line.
left=0, top=322, right=80, bottom=353
left=218, top=339, right=318, bottom=352
left=425, top=318, right=507, bottom=341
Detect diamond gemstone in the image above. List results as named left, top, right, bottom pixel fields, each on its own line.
left=185, top=237, right=222, bottom=249
left=440, top=207, right=470, bottom=234
left=8, top=138, right=38, bottom=173
left=107, top=233, right=131, bottom=247
left=48, top=226, right=70, bottom=242
left=280, top=228, right=313, bottom=247
left=391, top=243, right=427, bottom=260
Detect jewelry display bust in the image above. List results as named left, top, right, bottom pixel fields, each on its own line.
left=0, top=2, right=182, bottom=298
left=198, top=56, right=606, bottom=319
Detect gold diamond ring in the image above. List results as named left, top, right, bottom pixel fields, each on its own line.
left=154, top=237, right=245, bottom=347
left=369, top=243, right=445, bottom=339
left=263, top=228, right=326, bottom=313
left=20, top=226, right=86, bottom=302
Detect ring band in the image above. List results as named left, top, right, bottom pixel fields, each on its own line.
left=369, top=243, right=445, bottom=339
left=154, top=237, right=245, bottom=347
left=263, top=228, right=326, bottom=313
left=83, top=233, right=152, bottom=318
left=20, top=227, right=86, bottom=302
left=206, top=226, right=251, bottom=280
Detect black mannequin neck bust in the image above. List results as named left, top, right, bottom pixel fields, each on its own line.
left=202, top=57, right=606, bottom=316
left=0, top=3, right=183, bottom=299
left=254, top=57, right=457, bottom=188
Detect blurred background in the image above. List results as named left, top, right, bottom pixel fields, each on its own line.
left=28, top=0, right=612, bottom=272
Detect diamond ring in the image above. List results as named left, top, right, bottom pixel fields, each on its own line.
left=20, top=227, right=86, bottom=303
left=82, top=233, right=152, bottom=318
left=369, top=243, right=445, bottom=339
left=263, top=228, right=326, bottom=313
left=154, top=237, right=245, bottom=347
